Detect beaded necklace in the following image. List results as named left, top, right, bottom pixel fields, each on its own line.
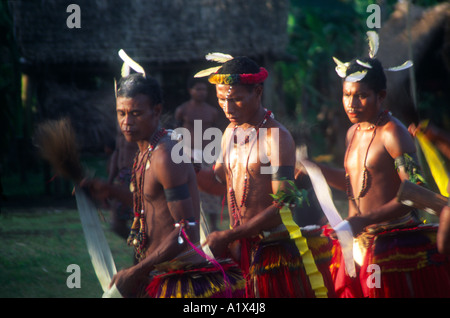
left=127, top=127, right=167, bottom=260
left=227, top=109, right=272, bottom=227
left=344, top=110, right=389, bottom=206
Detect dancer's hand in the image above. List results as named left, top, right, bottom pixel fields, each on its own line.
left=203, top=230, right=231, bottom=259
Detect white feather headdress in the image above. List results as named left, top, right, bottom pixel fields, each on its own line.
left=194, top=52, right=233, bottom=78
left=332, top=31, right=413, bottom=81
left=118, top=49, right=146, bottom=78
left=115, top=49, right=147, bottom=98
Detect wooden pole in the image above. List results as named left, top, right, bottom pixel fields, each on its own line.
left=397, top=180, right=448, bottom=216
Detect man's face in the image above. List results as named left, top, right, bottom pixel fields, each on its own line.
left=116, top=94, right=161, bottom=143
left=216, top=84, right=262, bottom=125
left=342, top=81, right=385, bottom=124
left=189, top=82, right=208, bottom=102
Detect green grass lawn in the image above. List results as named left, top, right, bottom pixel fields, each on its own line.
left=0, top=207, right=134, bottom=298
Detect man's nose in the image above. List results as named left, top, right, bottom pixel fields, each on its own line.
left=224, top=99, right=234, bottom=114
left=347, top=95, right=357, bottom=108
left=123, top=114, right=134, bottom=125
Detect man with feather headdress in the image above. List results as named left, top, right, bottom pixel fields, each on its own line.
left=82, top=51, right=245, bottom=298
left=308, top=32, right=450, bottom=297
left=194, top=54, right=336, bottom=298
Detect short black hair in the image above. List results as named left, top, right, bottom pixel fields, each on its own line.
left=217, top=56, right=263, bottom=90
left=345, top=57, right=386, bottom=93
left=117, top=73, right=163, bottom=107
left=218, top=56, right=260, bottom=75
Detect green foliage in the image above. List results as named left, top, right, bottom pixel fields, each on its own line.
left=270, top=179, right=310, bottom=208
left=0, top=210, right=133, bottom=297
left=277, top=0, right=368, bottom=119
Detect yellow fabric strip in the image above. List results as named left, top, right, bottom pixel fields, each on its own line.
left=279, top=206, right=328, bottom=298
left=416, top=131, right=449, bottom=197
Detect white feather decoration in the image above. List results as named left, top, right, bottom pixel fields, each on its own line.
left=356, top=59, right=372, bottom=69
left=345, top=70, right=368, bottom=82
left=205, top=52, right=233, bottom=63
left=367, top=31, right=379, bottom=59
left=335, top=66, right=347, bottom=78
left=118, top=49, right=146, bottom=77
left=194, top=66, right=222, bottom=78
left=121, top=63, right=130, bottom=78
left=386, top=60, right=413, bottom=72
left=333, top=57, right=349, bottom=78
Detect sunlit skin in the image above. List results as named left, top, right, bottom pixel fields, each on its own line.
left=342, top=81, right=384, bottom=128
left=198, top=84, right=296, bottom=258
left=85, top=94, right=203, bottom=297
left=340, top=81, right=417, bottom=235
left=216, top=84, right=264, bottom=127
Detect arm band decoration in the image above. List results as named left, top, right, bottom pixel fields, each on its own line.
left=394, top=153, right=427, bottom=185
left=271, top=166, right=295, bottom=181
left=164, top=183, right=190, bottom=202
left=174, top=218, right=197, bottom=245
left=270, top=180, right=309, bottom=209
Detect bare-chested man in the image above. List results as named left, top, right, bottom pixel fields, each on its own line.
left=195, top=56, right=335, bottom=298
left=175, top=78, right=222, bottom=231
left=314, top=55, right=450, bottom=297
left=175, top=77, right=219, bottom=149
left=83, top=73, right=244, bottom=298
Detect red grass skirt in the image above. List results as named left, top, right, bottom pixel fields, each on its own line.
left=327, top=224, right=450, bottom=298
left=146, top=260, right=245, bottom=298
left=242, top=230, right=336, bottom=298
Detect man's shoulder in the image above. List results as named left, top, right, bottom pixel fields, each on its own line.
left=381, top=115, right=416, bottom=155
left=266, top=118, right=293, bottom=139
left=381, top=115, right=410, bottom=137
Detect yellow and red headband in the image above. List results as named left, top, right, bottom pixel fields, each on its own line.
left=207, top=67, right=268, bottom=85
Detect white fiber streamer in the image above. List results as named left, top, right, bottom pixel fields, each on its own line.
left=298, top=157, right=356, bottom=277
left=74, top=187, right=119, bottom=294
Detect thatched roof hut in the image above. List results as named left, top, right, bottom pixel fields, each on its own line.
left=10, top=0, right=289, bottom=151
left=377, top=2, right=450, bottom=126
left=11, top=0, right=289, bottom=65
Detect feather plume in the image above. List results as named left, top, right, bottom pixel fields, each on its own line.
left=205, top=52, right=233, bottom=63
left=121, top=63, right=130, bottom=78
left=34, top=118, right=84, bottom=184
left=367, top=31, right=379, bottom=58
left=356, top=59, right=372, bottom=69
left=194, top=66, right=222, bottom=78
left=345, top=70, right=368, bottom=82
left=386, top=60, right=413, bottom=72
left=118, top=49, right=146, bottom=77
left=332, top=56, right=346, bottom=66
left=333, top=57, right=349, bottom=78
left=335, top=66, right=347, bottom=78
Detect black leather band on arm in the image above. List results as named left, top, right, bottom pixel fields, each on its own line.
left=164, top=183, right=190, bottom=202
